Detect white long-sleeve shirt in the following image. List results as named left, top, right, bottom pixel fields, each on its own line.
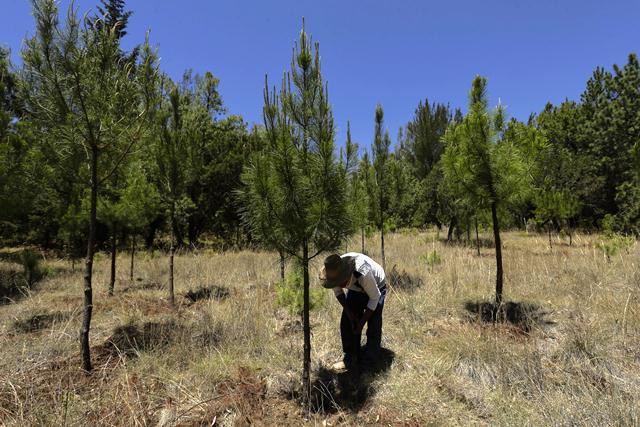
left=332, top=252, right=386, bottom=310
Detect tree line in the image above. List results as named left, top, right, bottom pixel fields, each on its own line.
left=1, top=0, right=639, bottom=386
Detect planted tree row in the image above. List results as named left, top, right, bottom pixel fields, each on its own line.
left=1, top=0, right=639, bottom=382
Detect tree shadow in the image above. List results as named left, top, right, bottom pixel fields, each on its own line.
left=184, top=285, right=230, bottom=304
left=388, top=265, right=423, bottom=292
left=464, top=300, right=555, bottom=334
left=441, top=237, right=495, bottom=249
left=13, top=311, right=71, bottom=333
left=308, top=347, right=395, bottom=414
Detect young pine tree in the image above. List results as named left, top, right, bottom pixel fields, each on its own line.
left=342, top=122, right=370, bottom=252
left=534, top=190, right=580, bottom=248
left=240, top=21, right=350, bottom=407
left=442, top=76, right=530, bottom=305
left=370, top=105, right=391, bottom=269
left=21, top=0, right=151, bottom=371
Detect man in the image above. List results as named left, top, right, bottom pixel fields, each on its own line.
left=320, top=252, right=386, bottom=370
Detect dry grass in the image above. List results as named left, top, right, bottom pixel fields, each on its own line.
left=0, top=231, right=638, bottom=426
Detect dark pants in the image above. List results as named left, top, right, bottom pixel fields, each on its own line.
left=340, top=290, right=384, bottom=363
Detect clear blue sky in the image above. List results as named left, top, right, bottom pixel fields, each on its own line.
left=2, top=0, right=639, bottom=150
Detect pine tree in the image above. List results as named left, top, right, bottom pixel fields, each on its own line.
left=21, top=0, right=152, bottom=371
left=240, top=20, right=350, bottom=408
left=90, top=0, right=133, bottom=40
left=342, top=122, right=369, bottom=251
left=370, top=105, right=391, bottom=269
left=442, top=76, right=531, bottom=305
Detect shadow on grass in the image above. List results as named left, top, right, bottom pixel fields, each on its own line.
left=97, top=320, right=184, bottom=358
left=13, top=311, right=71, bottom=333
left=441, top=237, right=495, bottom=249
left=388, top=265, right=423, bottom=292
left=121, top=281, right=164, bottom=293
left=184, top=285, right=230, bottom=304
left=305, top=347, right=395, bottom=414
left=464, top=300, right=555, bottom=333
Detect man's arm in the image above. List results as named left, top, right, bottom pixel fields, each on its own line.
left=334, top=288, right=357, bottom=324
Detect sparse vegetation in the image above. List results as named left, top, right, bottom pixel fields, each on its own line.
left=0, top=231, right=637, bottom=425
left=420, top=249, right=442, bottom=270
left=1, top=1, right=639, bottom=425
left=596, top=233, right=634, bottom=262
left=276, top=266, right=326, bottom=316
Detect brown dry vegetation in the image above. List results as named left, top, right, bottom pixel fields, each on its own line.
left=0, top=231, right=638, bottom=426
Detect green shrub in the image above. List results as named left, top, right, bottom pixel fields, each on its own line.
left=596, top=234, right=634, bottom=262
left=420, top=249, right=442, bottom=270
left=19, top=249, right=44, bottom=286
left=276, top=266, right=326, bottom=316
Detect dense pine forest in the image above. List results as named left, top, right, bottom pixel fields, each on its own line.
left=2, top=2, right=638, bottom=253
left=0, top=0, right=639, bottom=425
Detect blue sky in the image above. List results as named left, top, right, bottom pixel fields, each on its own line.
left=2, top=0, right=639, bottom=150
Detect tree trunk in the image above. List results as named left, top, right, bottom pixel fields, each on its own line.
left=80, top=146, right=98, bottom=373
left=108, top=229, right=116, bottom=296
left=169, top=242, right=175, bottom=306
left=145, top=216, right=162, bottom=249
left=548, top=223, right=552, bottom=249
left=491, top=202, right=503, bottom=305
left=130, top=236, right=135, bottom=281
left=569, top=228, right=573, bottom=246
left=466, top=222, right=470, bottom=244
left=447, top=217, right=457, bottom=242
left=279, top=250, right=285, bottom=282
left=302, top=241, right=311, bottom=409
left=380, top=224, right=386, bottom=271
left=361, top=227, right=365, bottom=253
left=475, top=217, right=480, bottom=256
left=172, top=216, right=184, bottom=248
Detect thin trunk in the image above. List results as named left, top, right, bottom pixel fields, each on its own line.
left=361, top=227, right=365, bottom=253
left=447, top=217, right=457, bottom=242
left=548, top=223, right=552, bottom=249
left=491, top=202, right=503, bottom=305
left=130, top=236, right=135, bottom=281
left=108, top=229, right=116, bottom=296
left=172, top=215, right=184, bottom=248
left=279, top=250, right=285, bottom=282
left=380, top=224, right=386, bottom=271
left=169, top=240, right=175, bottom=306
left=380, top=187, right=386, bottom=269
left=302, top=241, right=311, bottom=409
left=475, top=217, right=480, bottom=256
left=466, top=222, right=470, bottom=243
left=80, top=146, right=98, bottom=373
left=569, top=228, right=573, bottom=246
left=72, top=257, right=75, bottom=273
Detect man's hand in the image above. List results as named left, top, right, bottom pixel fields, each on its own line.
left=354, top=308, right=375, bottom=334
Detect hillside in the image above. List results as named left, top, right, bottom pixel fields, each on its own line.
left=1, top=231, right=638, bottom=426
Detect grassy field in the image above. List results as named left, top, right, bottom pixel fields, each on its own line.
left=0, top=231, right=638, bottom=426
